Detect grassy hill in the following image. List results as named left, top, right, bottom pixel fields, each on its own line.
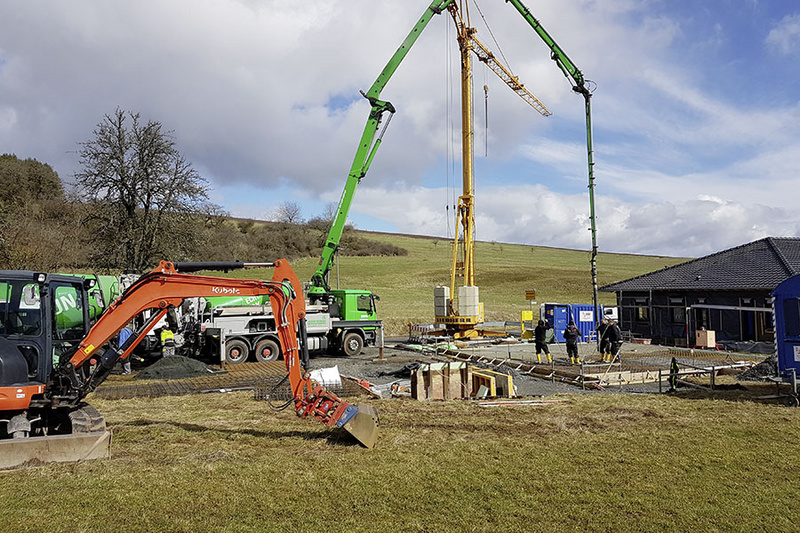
left=226, top=231, right=686, bottom=334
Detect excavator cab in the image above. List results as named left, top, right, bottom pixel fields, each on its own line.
left=0, top=271, right=110, bottom=468
left=0, top=272, right=92, bottom=395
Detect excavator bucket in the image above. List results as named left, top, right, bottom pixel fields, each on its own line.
left=0, top=431, right=112, bottom=470
left=338, top=403, right=380, bottom=449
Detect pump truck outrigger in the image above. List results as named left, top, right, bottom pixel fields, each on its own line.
left=0, top=259, right=379, bottom=469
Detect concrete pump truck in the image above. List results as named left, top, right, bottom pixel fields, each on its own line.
left=179, top=0, right=464, bottom=363
left=0, top=259, right=379, bottom=469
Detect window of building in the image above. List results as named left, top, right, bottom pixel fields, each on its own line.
left=784, top=298, right=800, bottom=337
left=694, top=298, right=709, bottom=330
left=635, top=298, right=649, bottom=322
left=669, top=297, right=685, bottom=323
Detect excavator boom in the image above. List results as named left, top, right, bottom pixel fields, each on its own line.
left=1, top=259, right=378, bottom=469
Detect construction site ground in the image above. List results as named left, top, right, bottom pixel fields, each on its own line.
left=94, top=338, right=774, bottom=402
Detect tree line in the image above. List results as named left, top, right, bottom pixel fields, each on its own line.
left=0, top=109, right=405, bottom=273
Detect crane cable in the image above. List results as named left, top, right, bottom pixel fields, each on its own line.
left=471, top=0, right=508, bottom=161
left=445, top=15, right=453, bottom=239
left=484, top=72, right=489, bottom=157
left=471, top=0, right=515, bottom=75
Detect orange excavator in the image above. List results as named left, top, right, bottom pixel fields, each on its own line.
left=0, top=259, right=379, bottom=469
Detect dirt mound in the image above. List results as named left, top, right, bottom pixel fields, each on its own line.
left=135, top=356, right=219, bottom=380
left=736, top=355, right=778, bottom=382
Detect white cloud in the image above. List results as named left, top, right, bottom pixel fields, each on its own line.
left=349, top=183, right=798, bottom=257
left=1, top=0, right=799, bottom=260
left=518, top=139, right=586, bottom=179
left=767, top=13, right=800, bottom=55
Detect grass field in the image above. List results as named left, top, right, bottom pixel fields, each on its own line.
left=227, top=232, right=686, bottom=334
left=2, top=392, right=799, bottom=532
left=3, top=239, right=796, bottom=532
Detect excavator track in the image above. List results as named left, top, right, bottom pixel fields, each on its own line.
left=68, top=404, right=107, bottom=434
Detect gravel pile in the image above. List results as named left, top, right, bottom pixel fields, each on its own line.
left=736, top=355, right=778, bottom=381
left=135, top=355, right=219, bottom=380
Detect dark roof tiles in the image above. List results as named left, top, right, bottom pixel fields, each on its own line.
left=601, top=237, right=800, bottom=292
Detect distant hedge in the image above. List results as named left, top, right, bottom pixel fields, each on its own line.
left=0, top=154, right=406, bottom=272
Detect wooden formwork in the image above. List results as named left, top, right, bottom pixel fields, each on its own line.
left=411, top=361, right=472, bottom=400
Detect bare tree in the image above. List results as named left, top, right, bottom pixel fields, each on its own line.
left=272, top=201, right=304, bottom=224
left=76, top=109, right=223, bottom=271
left=321, top=201, right=338, bottom=224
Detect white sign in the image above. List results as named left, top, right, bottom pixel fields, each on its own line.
left=579, top=310, right=594, bottom=323
left=794, top=345, right=800, bottom=362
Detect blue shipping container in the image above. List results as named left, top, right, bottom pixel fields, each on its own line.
left=540, top=303, right=602, bottom=343
left=772, top=274, right=800, bottom=374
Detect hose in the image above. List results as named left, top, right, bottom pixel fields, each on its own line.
left=267, top=372, right=294, bottom=411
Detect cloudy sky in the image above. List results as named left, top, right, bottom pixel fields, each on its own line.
left=1, top=0, right=799, bottom=258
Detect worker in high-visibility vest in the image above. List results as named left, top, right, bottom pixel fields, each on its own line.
left=160, top=327, right=175, bottom=357
left=668, top=357, right=679, bottom=392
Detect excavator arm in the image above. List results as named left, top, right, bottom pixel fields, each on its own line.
left=48, top=259, right=379, bottom=448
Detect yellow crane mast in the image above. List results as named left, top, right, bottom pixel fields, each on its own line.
left=435, top=1, right=550, bottom=338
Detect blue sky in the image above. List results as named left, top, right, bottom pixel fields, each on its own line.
left=1, top=0, right=799, bottom=258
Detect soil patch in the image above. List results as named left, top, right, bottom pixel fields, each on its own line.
left=737, top=355, right=778, bottom=382
left=135, top=356, right=221, bottom=380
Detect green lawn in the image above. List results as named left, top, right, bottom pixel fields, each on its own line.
left=4, top=239, right=790, bottom=532
left=230, top=233, right=685, bottom=334
left=2, top=392, right=798, bottom=532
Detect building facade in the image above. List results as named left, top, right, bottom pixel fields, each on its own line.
left=600, top=238, right=800, bottom=349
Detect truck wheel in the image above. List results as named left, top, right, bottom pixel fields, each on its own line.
left=254, top=338, right=281, bottom=362
left=225, top=339, right=249, bottom=364
left=341, top=332, right=363, bottom=357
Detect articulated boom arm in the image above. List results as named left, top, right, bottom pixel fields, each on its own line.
left=67, top=260, right=304, bottom=370
left=503, top=0, right=600, bottom=328
left=309, top=0, right=455, bottom=295
left=49, top=260, right=379, bottom=446
left=52, top=260, right=305, bottom=401
left=503, top=0, right=588, bottom=95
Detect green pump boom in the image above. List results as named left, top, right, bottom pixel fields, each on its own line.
left=502, top=0, right=600, bottom=331
left=502, top=0, right=588, bottom=94
left=309, top=0, right=455, bottom=296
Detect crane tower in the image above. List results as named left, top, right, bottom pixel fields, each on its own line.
left=434, top=1, right=550, bottom=338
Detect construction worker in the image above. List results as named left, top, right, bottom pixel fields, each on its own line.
left=606, top=320, right=623, bottom=362
left=668, top=357, right=679, bottom=392
left=160, top=326, right=176, bottom=357
left=533, top=319, right=552, bottom=363
left=597, top=318, right=610, bottom=361
left=563, top=320, right=582, bottom=365
left=117, top=322, right=134, bottom=374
